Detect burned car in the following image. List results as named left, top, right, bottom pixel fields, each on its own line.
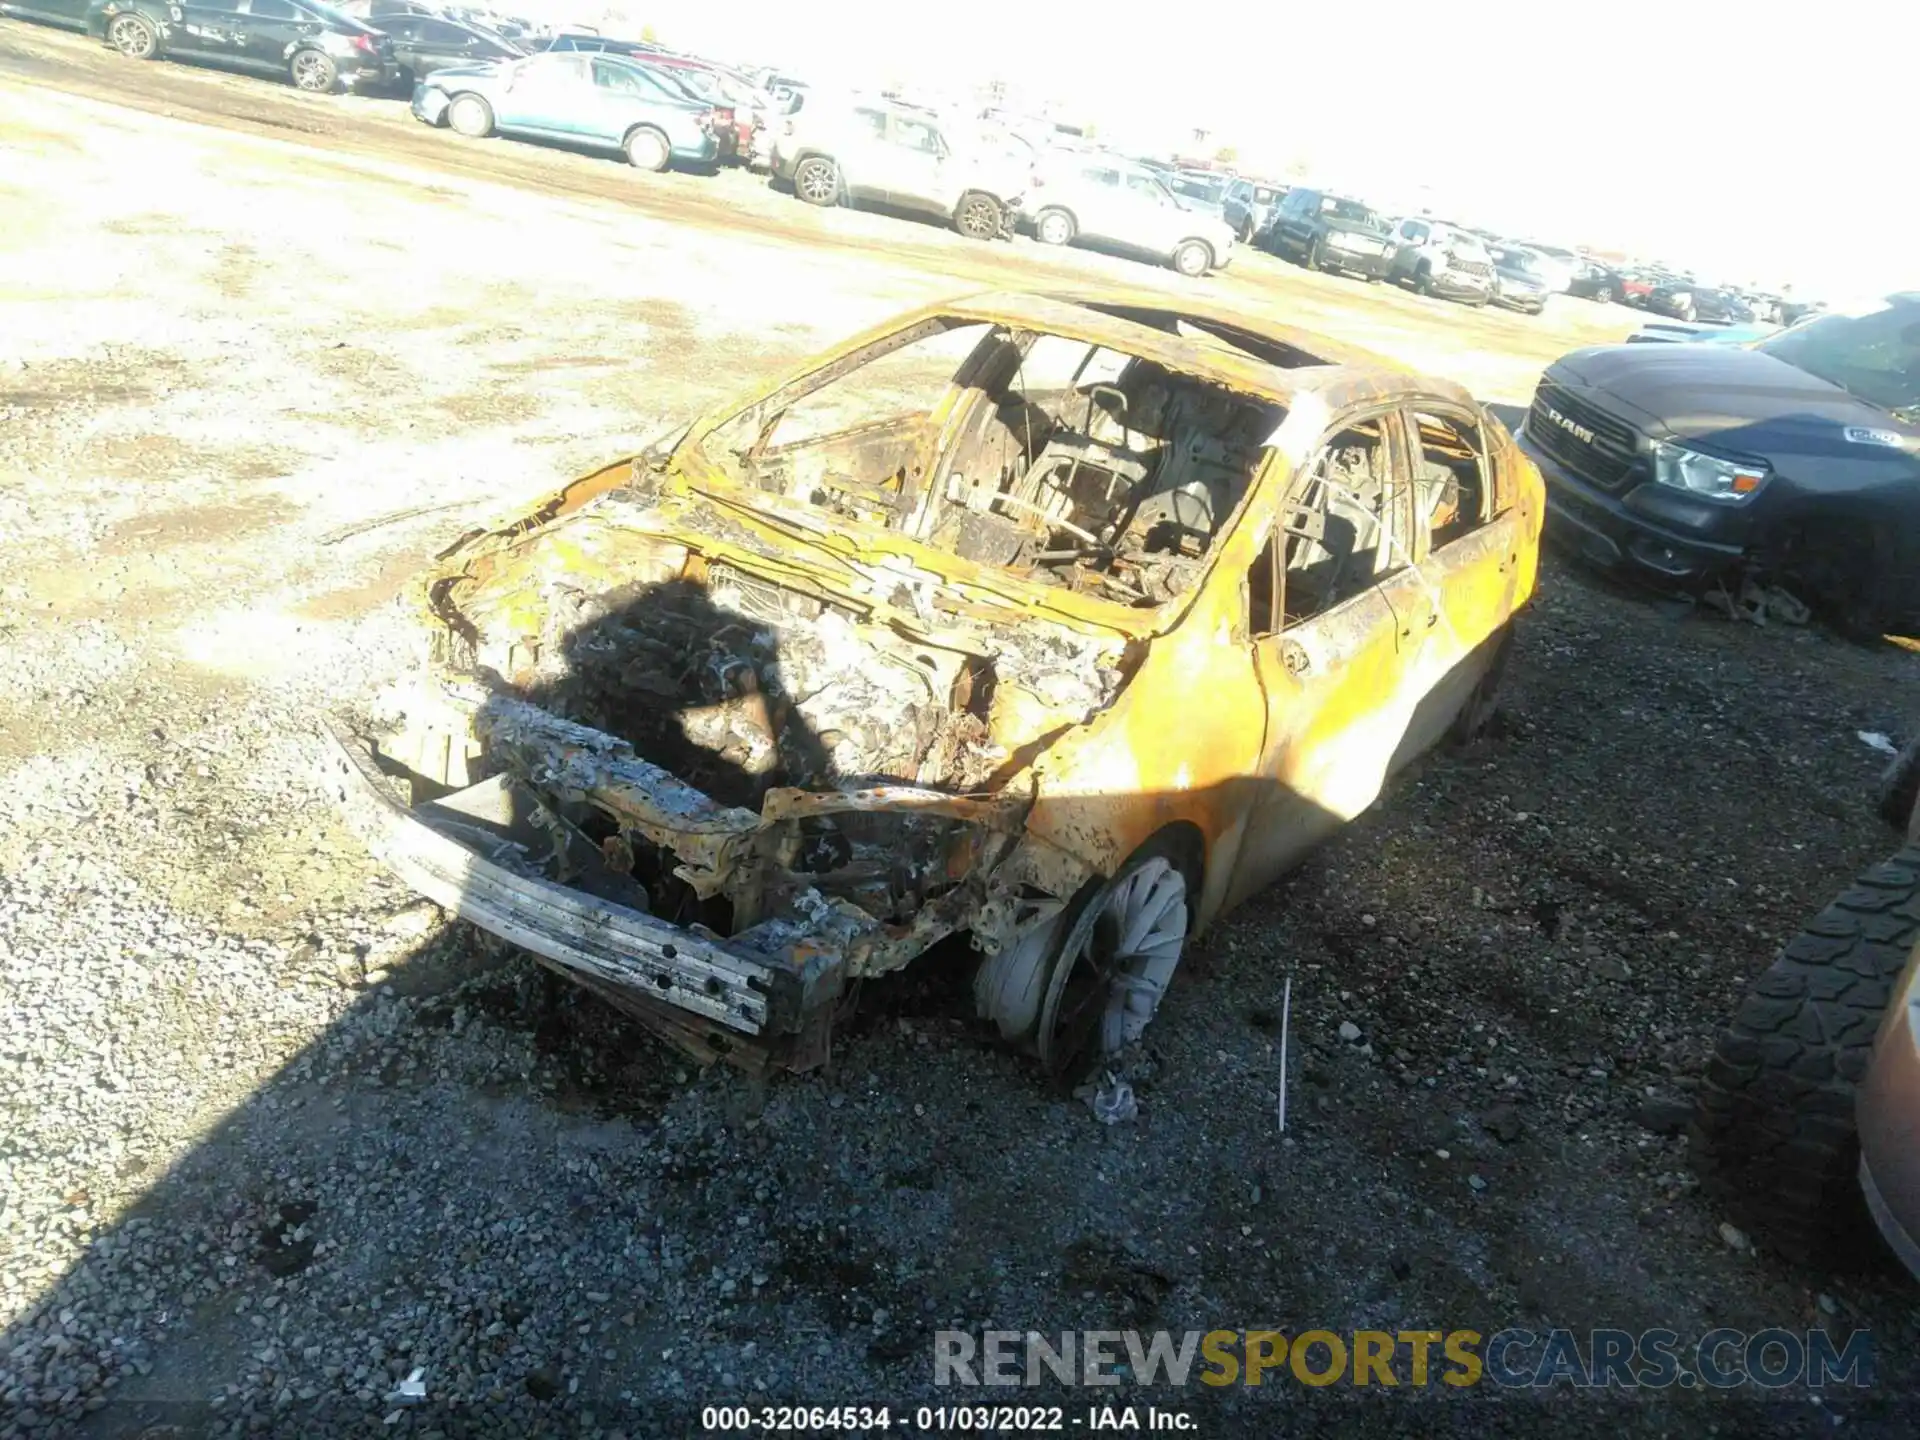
left=325, top=292, right=1542, bottom=1076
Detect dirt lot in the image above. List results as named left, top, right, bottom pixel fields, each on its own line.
left=2, top=21, right=1918, bottom=1439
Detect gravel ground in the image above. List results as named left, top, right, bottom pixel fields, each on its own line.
left=3, top=33, right=1919, bottom=1440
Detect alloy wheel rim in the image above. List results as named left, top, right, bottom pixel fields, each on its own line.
left=111, top=17, right=152, bottom=55
left=293, top=54, right=326, bottom=89
left=1038, top=856, right=1187, bottom=1070
left=798, top=165, right=834, bottom=201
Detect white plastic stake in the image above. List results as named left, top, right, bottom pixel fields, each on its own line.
left=1277, top=975, right=1292, bottom=1134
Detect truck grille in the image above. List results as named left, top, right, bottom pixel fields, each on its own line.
left=1527, top=381, right=1639, bottom=491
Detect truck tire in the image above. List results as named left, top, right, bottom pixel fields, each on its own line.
left=1690, top=849, right=1920, bottom=1262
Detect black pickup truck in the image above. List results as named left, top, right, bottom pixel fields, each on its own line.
left=1518, top=294, right=1920, bottom=635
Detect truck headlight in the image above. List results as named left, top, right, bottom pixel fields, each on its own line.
left=1651, top=441, right=1767, bottom=502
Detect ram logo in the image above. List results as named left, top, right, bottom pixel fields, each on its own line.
left=1546, top=406, right=1595, bottom=446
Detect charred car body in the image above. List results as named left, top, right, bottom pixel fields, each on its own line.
left=1519, top=294, right=1920, bottom=635
left=327, top=292, right=1542, bottom=1075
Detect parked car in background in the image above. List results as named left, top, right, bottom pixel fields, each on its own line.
left=1488, top=244, right=1551, bottom=315
left=1517, top=242, right=1576, bottom=294
left=544, top=30, right=657, bottom=55
left=1518, top=291, right=1920, bottom=636
left=628, top=52, right=764, bottom=159
left=412, top=51, right=728, bottom=172
left=772, top=99, right=1025, bottom=242
left=86, top=0, right=398, bottom=93
left=1221, top=177, right=1287, bottom=244
left=1267, top=188, right=1394, bottom=280
left=0, top=0, right=90, bottom=30
left=1567, top=258, right=1627, bottom=303
left=1387, top=217, right=1495, bottom=306
left=1025, top=154, right=1235, bottom=276
left=1160, top=169, right=1229, bottom=217
left=351, top=9, right=522, bottom=87
left=1647, top=283, right=1754, bottom=325
left=326, top=288, right=1542, bottom=1078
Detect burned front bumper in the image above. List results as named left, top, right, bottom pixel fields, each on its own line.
left=321, top=693, right=1047, bottom=1070
left=321, top=715, right=844, bottom=1070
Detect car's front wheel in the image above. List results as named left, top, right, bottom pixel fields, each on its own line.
left=1033, top=208, right=1075, bottom=247
left=623, top=125, right=671, bottom=173
left=288, top=47, right=336, bottom=94
left=953, top=191, right=1003, bottom=240
left=1692, top=851, right=1920, bottom=1263
left=793, top=155, right=840, bottom=206
left=1171, top=239, right=1212, bottom=277
left=445, top=93, right=493, bottom=139
left=106, top=13, right=159, bottom=59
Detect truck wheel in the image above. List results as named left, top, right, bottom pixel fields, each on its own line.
left=793, top=155, right=839, bottom=206
left=1690, top=850, right=1920, bottom=1261
left=106, top=13, right=159, bottom=58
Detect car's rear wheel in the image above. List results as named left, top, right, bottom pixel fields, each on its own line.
left=1691, top=851, right=1920, bottom=1263
left=288, top=47, right=336, bottom=94
left=1171, top=239, right=1211, bottom=277
left=446, top=93, right=493, bottom=139
left=793, top=155, right=839, bottom=206
left=953, top=191, right=1002, bottom=240
left=1034, top=208, right=1075, bottom=246
left=1449, top=624, right=1514, bottom=743
left=623, top=125, right=671, bottom=172
left=106, top=13, right=158, bottom=59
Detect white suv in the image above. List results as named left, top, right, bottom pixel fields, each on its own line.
left=1024, top=155, right=1236, bottom=277
left=772, top=100, right=1027, bottom=241
left=1386, top=217, right=1496, bottom=306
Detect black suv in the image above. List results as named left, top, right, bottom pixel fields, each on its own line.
left=86, top=0, right=397, bottom=92
left=1266, top=188, right=1394, bottom=280
left=1519, top=294, right=1920, bottom=635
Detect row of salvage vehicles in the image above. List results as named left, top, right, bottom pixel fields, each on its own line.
left=321, top=289, right=1920, bottom=1283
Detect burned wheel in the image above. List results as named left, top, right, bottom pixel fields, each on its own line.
left=793, top=156, right=840, bottom=206
left=1035, top=854, right=1190, bottom=1072
left=954, top=191, right=1003, bottom=241
left=106, top=13, right=158, bottom=59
